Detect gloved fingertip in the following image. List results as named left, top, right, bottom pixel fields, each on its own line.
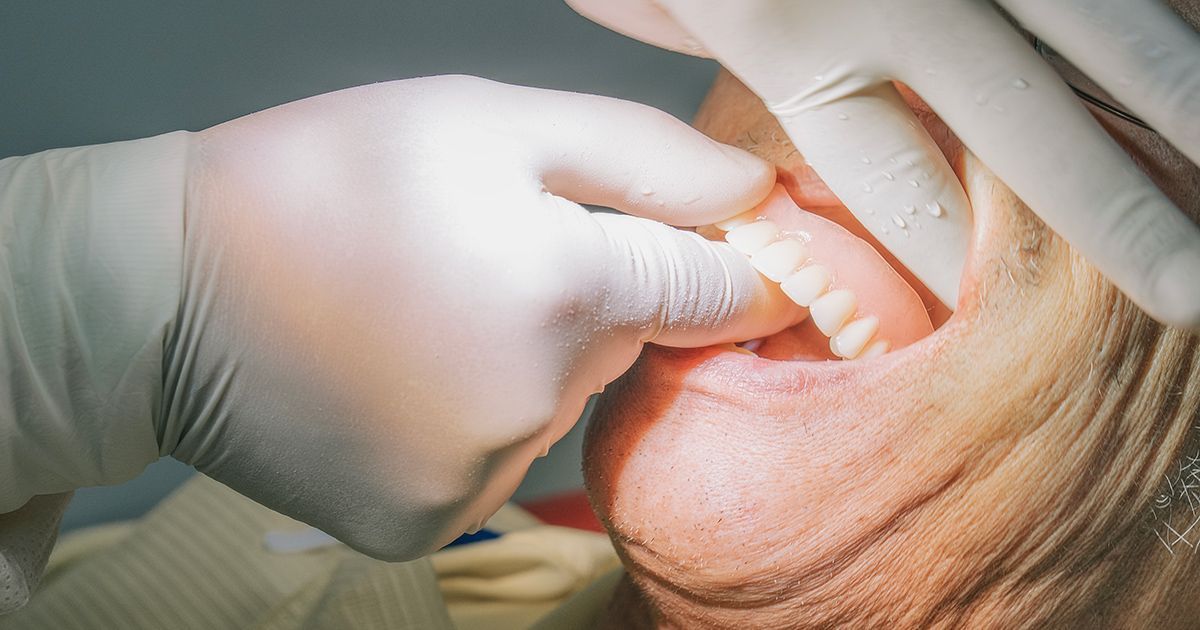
left=1152, top=248, right=1200, bottom=330
left=564, top=0, right=710, bottom=57
left=715, top=141, right=775, bottom=187
left=656, top=235, right=805, bottom=348
left=674, top=142, right=775, bottom=226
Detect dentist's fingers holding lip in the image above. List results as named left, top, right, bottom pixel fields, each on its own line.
left=564, top=0, right=1200, bottom=328
left=596, top=1, right=974, bottom=308
left=765, top=82, right=973, bottom=308
left=898, top=1, right=1200, bottom=329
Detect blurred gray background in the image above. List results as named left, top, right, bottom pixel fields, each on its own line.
left=0, top=0, right=719, bottom=531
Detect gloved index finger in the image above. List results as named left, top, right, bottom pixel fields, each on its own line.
left=631, top=0, right=974, bottom=308
left=902, top=2, right=1200, bottom=329
left=767, top=82, right=973, bottom=308
left=490, top=81, right=776, bottom=226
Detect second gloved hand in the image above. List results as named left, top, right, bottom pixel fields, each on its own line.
left=568, top=0, right=1200, bottom=328
left=168, top=76, right=801, bottom=560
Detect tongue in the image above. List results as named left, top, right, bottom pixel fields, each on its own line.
left=749, top=186, right=934, bottom=361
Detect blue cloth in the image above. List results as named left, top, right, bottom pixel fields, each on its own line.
left=443, top=528, right=501, bottom=548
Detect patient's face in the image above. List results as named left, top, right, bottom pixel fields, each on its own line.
left=583, top=72, right=1200, bottom=628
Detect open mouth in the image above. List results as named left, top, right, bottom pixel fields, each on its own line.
left=697, top=175, right=952, bottom=362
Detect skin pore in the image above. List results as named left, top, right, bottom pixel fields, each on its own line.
left=582, top=6, right=1200, bottom=627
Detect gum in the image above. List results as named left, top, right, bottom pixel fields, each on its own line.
left=745, top=185, right=933, bottom=360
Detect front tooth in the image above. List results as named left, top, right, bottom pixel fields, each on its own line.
left=751, top=239, right=810, bottom=282
left=726, top=343, right=757, bottom=356
left=714, top=209, right=761, bottom=231
left=831, top=316, right=879, bottom=359
left=810, top=289, right=857, bottom=336
left=780, top=264, right=831, bottom=307
left=739, top=338, right=764, bottom=353
left=859, top=339, right=890, bottom=359
left=725, top=220, right=780, bottom=255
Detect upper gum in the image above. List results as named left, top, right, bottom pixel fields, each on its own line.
left=713, top=185, right=935, bottom=356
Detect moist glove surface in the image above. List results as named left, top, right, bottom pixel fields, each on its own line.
left=569, top=0, right=1200, bottom=327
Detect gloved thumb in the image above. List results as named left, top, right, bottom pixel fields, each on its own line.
left=592, top=212, right=804, bottom=348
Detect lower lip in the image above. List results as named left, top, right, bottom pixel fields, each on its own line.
left=641, top=342, right=865, bottom=397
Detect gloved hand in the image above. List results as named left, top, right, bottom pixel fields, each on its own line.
left=1, top=76, right=801, bottom=562
left=567, top=0, right=1200, bottom=328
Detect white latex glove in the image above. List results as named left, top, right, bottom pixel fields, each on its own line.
left=568, top=0, right=1200, bottom=328
left=0, top=494, right=70, bottom=614
left=0, top=76, right=799, bottom=564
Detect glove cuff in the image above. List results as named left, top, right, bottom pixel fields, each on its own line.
left=0, top=132, right=189, bottom=511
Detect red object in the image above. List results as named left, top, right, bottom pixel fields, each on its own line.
left=519, top=490, right=606, bottom=533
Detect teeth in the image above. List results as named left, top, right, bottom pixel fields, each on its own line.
left=810, top=289, right=857, bottom=336
left=714, top=209, right=761, bottom=231
left=724, top=220, right=780, bottom=255
left=830, top=316, right=879, bottom=359
left=779, top=264, right=831, bottom=307
left=738, top=338, right=765, bottom=353
left=720, top=225, right=892, bottom=362
left=751, top=239, right=810, bottom=282
left=859, top=339, right=890, bottom=359
left=727, top=343, right=757, bottom=356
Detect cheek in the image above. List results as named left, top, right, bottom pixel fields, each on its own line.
left=583, top=363, right=791, bottom=575
left=583, top=352, right=965, bottom=585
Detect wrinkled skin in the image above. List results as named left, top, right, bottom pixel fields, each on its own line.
left=583, top=60, right=1200, bottom=630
